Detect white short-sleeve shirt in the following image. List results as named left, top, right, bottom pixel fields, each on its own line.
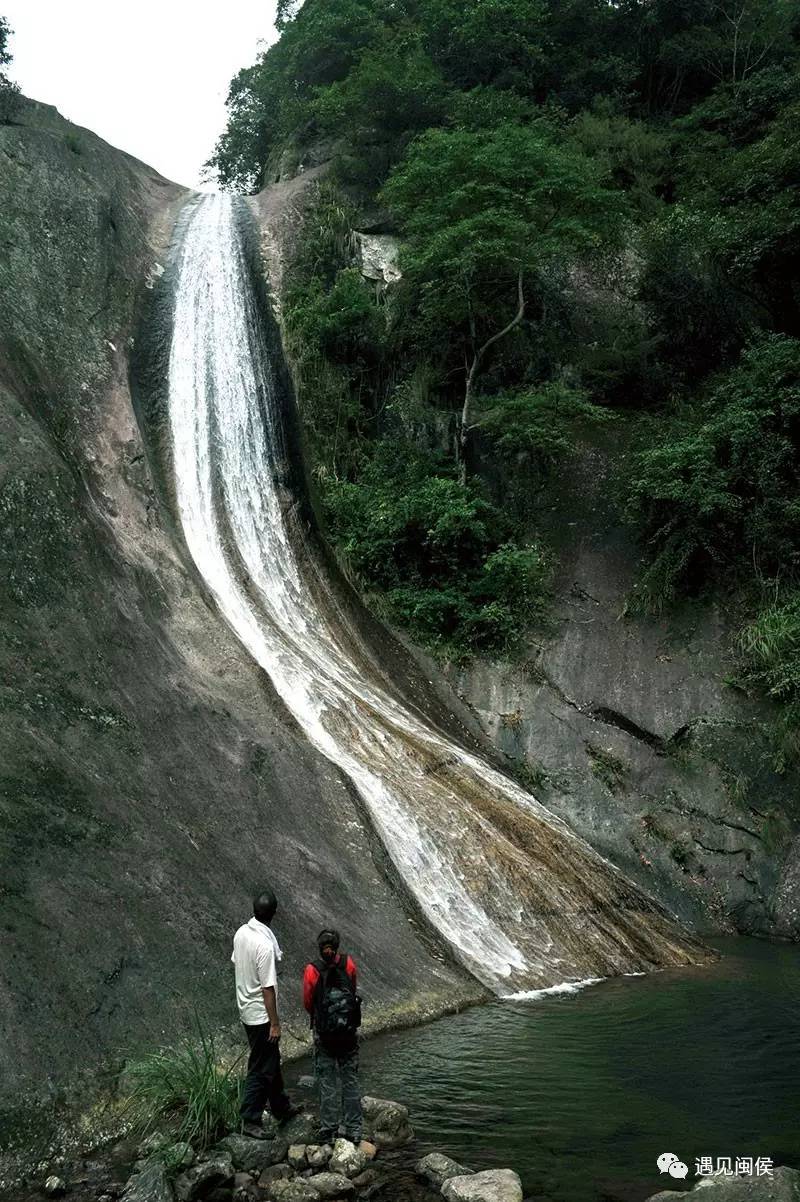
left=231, top=917, right=278, bottom=1025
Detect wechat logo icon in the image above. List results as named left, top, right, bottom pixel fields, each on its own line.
left=657, top=1153, right=689, bottom=1179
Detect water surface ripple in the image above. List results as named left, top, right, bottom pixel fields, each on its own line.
left=347, top=938, right=800, bottom=1201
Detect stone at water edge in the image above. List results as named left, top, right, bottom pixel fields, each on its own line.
left=174, top=1152, right=234, bottom=1202
left=329, top=1138, right=368, bottom=1178
left=441, top=1169, right=524, bottom=1202
left=305, top=1170, right=357, bottom=1197
left=120, top=1162, right=174, bottom=1202
left=416, top=1152, right=474, bottom=1188
left=43, top=1177, right=67, bottom=1197
left=216, top=1133, right=286, bottom=1173
left=644, top=1165, right=800, bottom=1202
left=258, top=1163, right=295, bottom=1187
left=298, top=1075, right=316, bottom=1091
left=306, top=1144, right=333, bottom=1169
left=358, top=1142, right=377, bottom=1161
left=266, top=1180, right=320, bottom=1202
left=350, top=1169, right=381, bottom=1189
left=281, top=1114, right=319, bottom=1146
left=360, top=1096, right=414, bottom=1148
left=288, top=1144, right=309, bottom=1170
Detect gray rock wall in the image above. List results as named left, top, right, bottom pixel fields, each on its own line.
left=446, top=425, right=800, bottom=939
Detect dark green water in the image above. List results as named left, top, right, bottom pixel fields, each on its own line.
left=299, top=938, right=800, bottom=1202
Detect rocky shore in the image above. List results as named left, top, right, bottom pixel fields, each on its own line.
left=22, top=1088, right=800, bottom=1202
left=22, top=1092, right=526, bottom=1202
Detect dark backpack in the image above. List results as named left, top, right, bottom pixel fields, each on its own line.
left=312, top=954, right=362, bottom=1045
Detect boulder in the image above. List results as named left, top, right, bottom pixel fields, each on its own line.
left=307, top=1145, right=333, bottom=1170
left=166, top=1143, right=195, bottom=1171
left=441, top=1169, right=523, bottom=1202
left=358, top=1143, right=377, bottom=1162
left=329, top=1140, right=368, bottom=1179
left=259, top=1165, right=295, bottom=1188
left=137, top=1133, right=172, bottom=1160
left=288, top=1146, right=309, bottom=1170
left=266, top=1182, right=320, bottom=1202
left=645, top=1166, right=800, bottom=1202
left=416, top=1153, right=474, bottom=1189
left=282, top=1114, right=319, bottom=1146
left=216, top=1134, right=285, bottom=1174
left=174, top=1153, right=234, bottom=1201
left=306, top=1171, right=356, bottom=1198
left=360, top=1097, right=414, bottom=1148
left=350, top=1169, right=381, bottom=1189
left=120, top=1163, right=175, bottom=1202
left=43, top=1179, right=67, bottom=1198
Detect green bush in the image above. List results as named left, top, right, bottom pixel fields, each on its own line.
left=739, top=595, right=800, bottom=767
left=477, top=382, right=612, bottom=470
left=126, top=1026, right=242, bottom=1149
left=323, top=444, right=550, bottom=655
left=626, top=334, right=800, bottom=608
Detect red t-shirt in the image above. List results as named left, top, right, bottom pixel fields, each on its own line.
left=303, top=953, right=357, bottom=1015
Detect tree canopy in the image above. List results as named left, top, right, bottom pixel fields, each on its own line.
left=212, top=0, right=800, bottom=728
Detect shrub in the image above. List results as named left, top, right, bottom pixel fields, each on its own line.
left=323, top=443, right=550, bottom=655
left=477, top=382, right=612, bottom=471
left=626, top=334, right=800, bottom=608
left=738, top=594, right=800, bottom=767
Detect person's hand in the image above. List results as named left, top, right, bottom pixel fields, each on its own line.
left=269, top=1021, right=281, bottom=1042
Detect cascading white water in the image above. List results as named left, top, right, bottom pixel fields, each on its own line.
left=167, top=194, right=704, bottom=994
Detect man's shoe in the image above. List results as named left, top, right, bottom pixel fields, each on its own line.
left=277, top=1103, right=304, bottom=1126
left=241, top=1120, right=269, bottom=1140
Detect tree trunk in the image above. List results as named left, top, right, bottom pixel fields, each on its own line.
left=458, top=270, right=525, bottom=485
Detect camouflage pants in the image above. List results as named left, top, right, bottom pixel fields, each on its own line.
left=313, top=1039, right=362, bottom=1141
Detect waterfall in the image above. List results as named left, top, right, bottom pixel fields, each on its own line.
left=166, top=193, right=705, bottom=994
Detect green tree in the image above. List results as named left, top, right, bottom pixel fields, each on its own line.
left=382, top=121, right=624, bottom=479
left=418, top=0, right=550, bottom=92
left=0, top=16, right=20, bottom=124
left=626, top=334, right=800, bottom=607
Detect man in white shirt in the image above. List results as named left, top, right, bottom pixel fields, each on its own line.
left=232, top=888, right=296, bottom=1138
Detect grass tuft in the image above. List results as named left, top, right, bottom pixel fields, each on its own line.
left=125, top=1023, right=243, bottom=1150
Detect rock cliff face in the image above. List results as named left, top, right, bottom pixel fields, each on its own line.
left=447, top=426, right=800, bottom=941
left=0, top=101, right=480, bottom=1144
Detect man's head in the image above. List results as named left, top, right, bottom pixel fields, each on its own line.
left=317, top=928, right=340, bottom=962
left=253, top=888, right=278, bottom=925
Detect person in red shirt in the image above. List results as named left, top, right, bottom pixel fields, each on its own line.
left=303, top=928, right=362, bottom=1144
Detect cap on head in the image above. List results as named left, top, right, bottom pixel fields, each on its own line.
left=317, top=927, right=340, bottom=953
left=253, top=888, right=277, bottom=924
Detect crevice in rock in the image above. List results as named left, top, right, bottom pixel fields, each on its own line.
left=692, top=837, right=751, bottom=858
left=662, top=802, right=761, bottom=840
left=590, top=705, right=665, bottom=750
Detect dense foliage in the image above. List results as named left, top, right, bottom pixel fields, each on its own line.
left=212, top=0, right=800, bottom=728
left=0, top=16, right=20, bottom=123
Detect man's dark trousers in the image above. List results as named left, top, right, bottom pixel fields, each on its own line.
left=240, top=1023, right=291, bottom=1124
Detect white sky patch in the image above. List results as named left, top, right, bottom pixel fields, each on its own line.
left=3, top=0, right=277, bottom=187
